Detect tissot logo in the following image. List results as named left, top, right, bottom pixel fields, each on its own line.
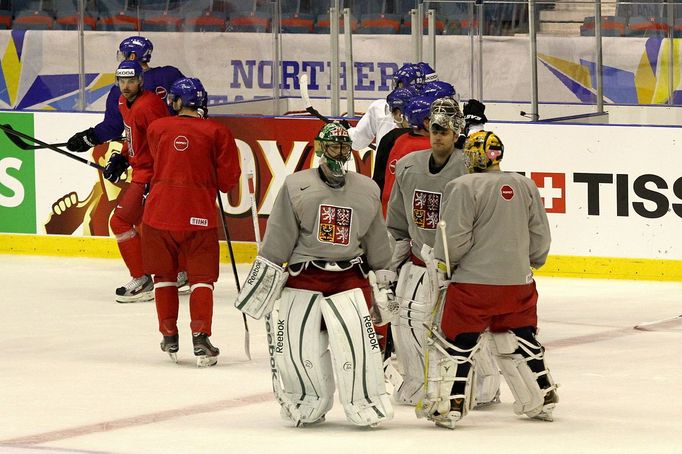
left=520, top=171, right=682, bottom=219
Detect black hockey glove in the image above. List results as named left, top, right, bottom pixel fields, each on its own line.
left=67, top=128, right=99, bottom=152
left=103, top=152, right=129, bottom=183
left=463, top=99, right=487, bottom=126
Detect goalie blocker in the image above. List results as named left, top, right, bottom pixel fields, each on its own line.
left=234, top=255, right=288, bottom=319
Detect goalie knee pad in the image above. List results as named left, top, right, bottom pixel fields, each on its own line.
left=273, top=288, right=334, bottom=425
left=234, top=256, right=288, bottom=320
left=416, top=331, right=478, bottom=429
left=393, top=262, right=435, bottom=405
left=321, top=288, right=393, bottom=427
left=490, top=330, right=558, bottom=420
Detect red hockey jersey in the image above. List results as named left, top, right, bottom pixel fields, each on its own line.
left=118, top=90, right=169, bottom=184
left=143, top=116, right=241, bottom=231
left=381, top=132, right=431, bottom=217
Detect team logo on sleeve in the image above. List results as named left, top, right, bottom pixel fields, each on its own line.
left=412, top=189, right=442, bottom=230
left=155, top=86, right=168, bottom=99
left=318, top=204, right=353, bottom=246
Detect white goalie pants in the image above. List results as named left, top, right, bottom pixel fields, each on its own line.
left=272, top=287, right=393, bottom=427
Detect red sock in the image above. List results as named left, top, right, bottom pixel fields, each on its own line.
left=189, top=285, right=214, bottom=336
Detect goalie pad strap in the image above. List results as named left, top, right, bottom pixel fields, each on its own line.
left=234, top=255, right=288, bottom=320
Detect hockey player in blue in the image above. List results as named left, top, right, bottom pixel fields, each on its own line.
left=66, top=36, right=185, bottom=153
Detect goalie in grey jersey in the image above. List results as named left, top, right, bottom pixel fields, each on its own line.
left=385, top=98, right=501, bottom=407
left=235, top=122, right=395, bottom=427
left=418, top=130, right=558, bottom=429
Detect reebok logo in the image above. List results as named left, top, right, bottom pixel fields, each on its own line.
left=363, top=315, right=380, bottom=351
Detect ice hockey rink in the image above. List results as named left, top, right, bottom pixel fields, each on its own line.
left=1, top=255, right=680, bottom=454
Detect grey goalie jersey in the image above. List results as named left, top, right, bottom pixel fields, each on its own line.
left=435, top=171, right=551, bottom=285
left=386, top=149, right=468, bottom=262
left=259, top=169, right=392, bottom=271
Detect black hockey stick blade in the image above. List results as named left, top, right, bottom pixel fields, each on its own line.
left=0, top=124, right=104, bottom=171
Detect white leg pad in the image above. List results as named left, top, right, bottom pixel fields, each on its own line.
left=472, top=332, right=502, bottom=407
left=321, top=288, right=394, bottom=427
left=490, top=331, right=548, bottom=418
left=393, top=262, right=435, bottom=405
left=274, top=288, right=335, bottom=425
left=416, top=330, right=475, bottom=429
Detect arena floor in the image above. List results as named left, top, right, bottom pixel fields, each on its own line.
left=1, top=255, right=680, bottom=453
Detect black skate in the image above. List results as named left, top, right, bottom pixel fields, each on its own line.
left=192, top=333, right=219, bottom=367
left=160, top=334, right=179, bottom=363
left=115, top=274, right=154, bottom=303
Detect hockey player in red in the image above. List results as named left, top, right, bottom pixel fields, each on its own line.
left=103, top=60, right=169, bottom=303
left=142, top=77, right=241, bottom=367
left=380, top=95, right=434, bottom=217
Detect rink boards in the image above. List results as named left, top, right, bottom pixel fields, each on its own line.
left=0, top=111, right=680, bottom=281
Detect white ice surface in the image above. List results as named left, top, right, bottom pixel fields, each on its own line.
left=1, top=255, right=681, bottom=454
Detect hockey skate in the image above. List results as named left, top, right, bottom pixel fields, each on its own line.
left=115, top=274, right=154, bottom=303
left=176, top=271, right=190, bottom=295
left=432, top=398, right=464, bottom=430
left=160, top=334, right=179, bottom=363
left=192, top=333, right=219, bottom=367
left=531, top=388, right=559, bottom=422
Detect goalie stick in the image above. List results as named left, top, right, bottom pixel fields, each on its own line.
left=416, top=220, right=451, bottom=418
left=634, top=314, right=682, bottom=331
left=0, top=123, right=104, bottom=171
left=216, top=195, right=251, bottom=360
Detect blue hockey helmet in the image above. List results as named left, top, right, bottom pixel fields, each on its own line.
left=168, top=77, right=207, bottom=108
left=392, top=63, right=424, bottom=89
left=416, top=62, right=438, bottom=83
left=404, top=96, right=433, bottom=129
left=117, top=36, right=153, bottom=63
left=115, top=60, right=144, bottom=79
left=421, top=81, right=456, bottom=102
left=386, top=86, right=418, bottom=113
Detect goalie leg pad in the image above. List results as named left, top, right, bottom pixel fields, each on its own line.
left=274, top=288, right=335, bottom=425
left=393, top=262, right=435, bottom=405
left=234, top=256, right=288, bottom=320
left=320, top=288, right=394, bottom=427
left=472, top=332, right=502, bottom=407
left=416, top=331, right=478, bottom=429
left=490, top=329, right=558, bottom=420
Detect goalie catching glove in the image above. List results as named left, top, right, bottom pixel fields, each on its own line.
left=234, top=255, right=288, bottom=319
left=369, top=269, right=398, bottom=326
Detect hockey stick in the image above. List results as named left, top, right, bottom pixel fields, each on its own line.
left=416, top=220, right=451, bottom=418
left=299, top=73, right=332, bottom=124
left=247, top=170, right=302, bottom=424
left=216, top=194, right=251, bottom=360
left=0, top=123, right=104, bottom=171
left=634, top=314, right=682, bottom=331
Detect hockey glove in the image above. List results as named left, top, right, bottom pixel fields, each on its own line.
left=463, top=99, right=487, bottom=126
left=67, top=128, right=99, bottom=152
left=369, top=269, right=398, bottom=326
left=103, top=152, right=129, bottom=183
left=454, top=133, right=466, bottom=150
